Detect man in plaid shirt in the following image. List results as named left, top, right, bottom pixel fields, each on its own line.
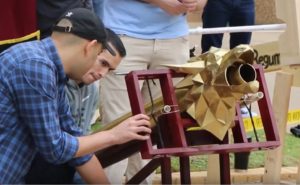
left=0, top=8, right=151, bottom=184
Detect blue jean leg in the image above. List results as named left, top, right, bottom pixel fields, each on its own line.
left=229, top=0, right=255, bottom=48
left=201, top=0, right=231, bottom=52
left=201, top=0, right=255, bottom=52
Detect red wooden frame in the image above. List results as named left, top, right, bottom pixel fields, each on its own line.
left=125, top=64, right=280, bottom=184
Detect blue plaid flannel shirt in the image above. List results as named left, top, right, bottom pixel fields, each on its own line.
left=0, top=37, right=92, bottom=183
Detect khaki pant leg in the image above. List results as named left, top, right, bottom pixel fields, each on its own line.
left=125, top=153, right=153, bottom=185
left=100, top=36, right=153, bottom=183
left=100, top=36, right=189, bottom=184
left=141, top=36, right=190, bottom=104
left=100, top=36, right=153, bottom=124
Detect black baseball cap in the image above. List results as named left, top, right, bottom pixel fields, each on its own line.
left=53, top=8, right=116, bottom=56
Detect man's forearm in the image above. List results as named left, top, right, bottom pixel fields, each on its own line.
left=76, top=155, right=110, bottom=184
left=75, top=130, right=117, bottom=157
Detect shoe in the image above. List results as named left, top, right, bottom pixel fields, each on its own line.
left=290, top=127, right=300, bottom=137
left=290, top=124, right=300, bottom=130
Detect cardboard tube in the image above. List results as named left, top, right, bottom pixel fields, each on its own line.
left=227, top=63, right=257, bottom=85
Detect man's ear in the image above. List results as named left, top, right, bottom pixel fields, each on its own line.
left=84, top=40, right=101, bottom=57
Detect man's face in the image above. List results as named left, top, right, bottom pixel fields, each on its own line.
left=70, top=40, right=102, bottom=81
left=81, top=44, right=122, bottom=84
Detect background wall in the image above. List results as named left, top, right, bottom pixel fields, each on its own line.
left=255, top=0, right=283, bottom=24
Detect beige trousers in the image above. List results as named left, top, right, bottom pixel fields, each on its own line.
left=100, top=36, right=189, bottom=184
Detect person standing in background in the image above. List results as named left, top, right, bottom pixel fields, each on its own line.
left=92, top=0, right=104, bottom=19
left=201, top=0, right=255, bottom=53
left=200, top=0, right=256, bottom=118
left=94, top=0, right=206, bottom=184
left=36, top=0, right=93, bottom=38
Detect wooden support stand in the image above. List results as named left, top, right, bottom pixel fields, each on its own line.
left=263, top=72, right=293, bottom=183
left=297, top=161, right=300, bottom=184
left=275, top=0, right=300, bottom=66
left=207, top=154, right=220, bottom=184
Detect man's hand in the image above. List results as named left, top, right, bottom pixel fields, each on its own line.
left=180, top=0, right=198, bottom=12
left=74, top=114, right=151, bottom=184
left=143, top=0, right=199, bottom=15
left=75, top=114, right=151, bottom=157
left=144, top=0, right=187, bottom=15
left=108, top=114, right=152, bottom=145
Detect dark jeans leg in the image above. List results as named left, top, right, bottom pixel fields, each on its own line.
left=229, top=0, right=255, bottom=48
left=25, top=153, right=75, bottom=184
left=201, top=0, right=231, bottom=53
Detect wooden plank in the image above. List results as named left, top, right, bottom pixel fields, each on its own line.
left=297, top=162, right=300, bottom=184
left=232, top=174, right=248, bottom=184
left=207, top=154, right=220, bottom=184
left=263, top=72, right=293, bottom=183
left=275, top=0, right=300, bottom=66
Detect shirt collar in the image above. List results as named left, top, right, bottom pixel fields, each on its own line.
left=41, top=37, right=68, bottom=84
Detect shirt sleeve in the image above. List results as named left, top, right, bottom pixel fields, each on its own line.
left=11, top=59, right=88, bottom=165
left=58, top=88, right=93, bottom=166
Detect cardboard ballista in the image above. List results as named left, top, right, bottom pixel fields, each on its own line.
left=94, top=45, right=280, bottom=184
